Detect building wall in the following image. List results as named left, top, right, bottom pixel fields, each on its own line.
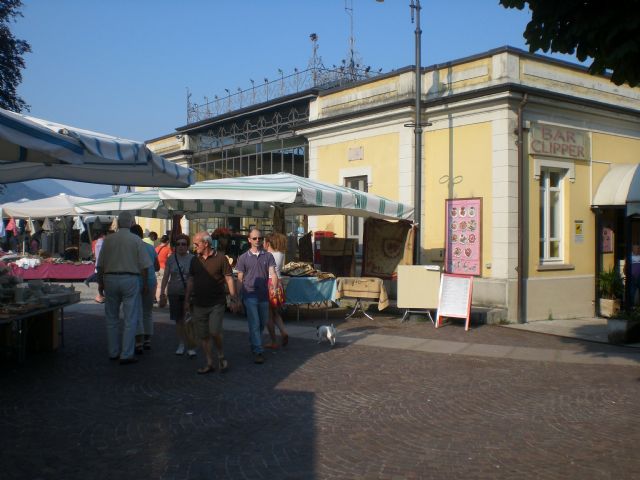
left=153, top=47, right=640, bottom=322
left=310, top=131, right=400, bottom=236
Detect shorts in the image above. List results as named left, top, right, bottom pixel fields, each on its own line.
left=168, top=294, right=185, bottom=321
left=192, top=303, right=225, bottom=339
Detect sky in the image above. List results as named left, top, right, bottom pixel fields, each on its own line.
left=11, top=0, right=585, bottom=196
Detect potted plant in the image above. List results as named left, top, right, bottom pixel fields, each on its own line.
left=608, top=307, right=640, bottom=344
left=598, top=267, right=623, bottom=318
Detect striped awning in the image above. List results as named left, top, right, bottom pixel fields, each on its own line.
left=74, top=190, right=171, bottom=219
left=0, top=107, right=194, bottom=187
left=159, top=173, right=414, bottom=221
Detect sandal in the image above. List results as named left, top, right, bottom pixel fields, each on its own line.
left=218, top=356, right=229, bottom=373
left=197, top=364, right=215, bottom=374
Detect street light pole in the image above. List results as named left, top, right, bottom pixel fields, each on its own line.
left=411, top=0, right=422, bottom=265
left=377, top=0, right=424, bottom=264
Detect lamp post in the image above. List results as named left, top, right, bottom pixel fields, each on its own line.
left=377, top=0, right=425, bottom=264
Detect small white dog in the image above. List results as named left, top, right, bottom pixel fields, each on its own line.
left=317, top=324, right=337, bottom=346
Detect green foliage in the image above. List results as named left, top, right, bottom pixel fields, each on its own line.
left=499, top=0, right=640, bottom=87
left=0, top=0, right=30, bottom=112
left=598, top=267, right=624, bottom=300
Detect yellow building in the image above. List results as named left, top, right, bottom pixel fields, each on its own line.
left=149, top=47, right=640, bottom=322
left=297, top=47, right=640, bottom=322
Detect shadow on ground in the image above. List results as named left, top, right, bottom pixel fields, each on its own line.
left=0, top=310, right=322, bottom=479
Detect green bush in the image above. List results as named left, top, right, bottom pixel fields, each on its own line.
left=598, top=267, right=624, bottom=300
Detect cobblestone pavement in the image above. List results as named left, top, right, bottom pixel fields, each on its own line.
left=2, top=304, right=640, bottom=479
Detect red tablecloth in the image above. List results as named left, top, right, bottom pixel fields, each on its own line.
left=9, top=263, right=95, bottom=281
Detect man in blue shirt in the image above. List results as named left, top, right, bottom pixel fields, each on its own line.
left=236, top=228, right=278, bottom=364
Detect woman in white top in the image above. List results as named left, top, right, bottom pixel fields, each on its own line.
left=264, top=232, right=289, bottom=348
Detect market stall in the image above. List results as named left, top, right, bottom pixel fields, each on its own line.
left=8, top=261, right=95, bottom=281
left=0, top=107, right=196, bottom=361
left=0, top=264, right=80, bottom=362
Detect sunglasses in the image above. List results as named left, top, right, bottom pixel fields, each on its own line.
left=251, top=236, right=264, bottom=241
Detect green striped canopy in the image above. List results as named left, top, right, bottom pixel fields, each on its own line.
left=74, top=189, right=272, bottom=219
left=74, top=190, right=172, bottom=218
left=159, top=173, right=414, bottom=221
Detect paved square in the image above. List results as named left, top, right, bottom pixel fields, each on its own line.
left=2, top=304, right=640, bottom=479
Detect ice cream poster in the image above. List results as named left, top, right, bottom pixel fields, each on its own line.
left=445, top=198, right=482, bottom=276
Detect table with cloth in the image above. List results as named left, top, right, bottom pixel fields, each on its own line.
left=281, top=276, right=337, bottom=321
left=335, top=277, right=389, bottom=319
left=9, top=263, right=95, bottom=281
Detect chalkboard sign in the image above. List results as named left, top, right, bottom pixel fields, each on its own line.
left=435, top=273, right=474, bottom=331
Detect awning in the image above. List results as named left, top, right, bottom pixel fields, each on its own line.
left=0, top=107, right=194, bottom=188
left=2, top=193, right=93, bottom=218
left=592, top=163, right=640, bottom=215
left=74, top=190, right=171, bottom=218
left=159, top=172, right=414, bottom=222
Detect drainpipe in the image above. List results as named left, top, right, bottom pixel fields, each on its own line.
left=517, top=94, right=528, bottom=324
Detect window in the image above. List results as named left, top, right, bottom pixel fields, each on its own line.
left=539, top=168, right=564, bottom=263
left=345, top=176, right=367, bottom=252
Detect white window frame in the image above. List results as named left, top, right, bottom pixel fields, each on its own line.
left=539, top=167, right=565, bottom=264
left=344, top=175, right=368, bottom=253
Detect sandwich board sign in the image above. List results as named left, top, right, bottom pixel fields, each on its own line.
left=435, top=273, right=474, bottom=331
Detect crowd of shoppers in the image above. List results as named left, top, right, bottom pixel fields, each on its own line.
left=97, top=221, right=288, bottom=371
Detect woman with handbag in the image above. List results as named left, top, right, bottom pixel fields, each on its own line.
left=264, top=232, right=289, bottom=348
left=159, top=234, right=197, bottom=357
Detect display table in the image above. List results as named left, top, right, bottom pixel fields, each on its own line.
left=335, top=277, right=389, bottom=319
left=0, top=301, right=77, bottom=363
left=281, top=276, right=337, bottom=321
left=9, top=263, right=95, bottom=281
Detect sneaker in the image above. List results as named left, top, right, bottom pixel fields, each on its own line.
left=175, top=344, right=185, bottom=355
left=254, top=353, right=264, bottom=364
left=187, top=349, right=197, bottom=358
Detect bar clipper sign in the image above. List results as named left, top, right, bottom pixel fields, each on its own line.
left=529, top=124, right=590, bottom=161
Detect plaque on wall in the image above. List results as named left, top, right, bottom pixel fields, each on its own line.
left=602, top=227, right=613, bottom=254
left=444, top=198, right=482, bottom=276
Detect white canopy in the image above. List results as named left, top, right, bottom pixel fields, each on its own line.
left=592, top=163, right=640, bottom=215
left=159, top=173, right=414, bottom=221
left=0, top=107, right=194, bottom=187
left=1, top=193, right=93, bottom=218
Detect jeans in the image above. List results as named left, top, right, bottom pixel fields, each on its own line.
left=136, top=283, right=156, bottom=337
left=104, top=274, right=141, bottom=359
left=243, top=296, right=270, bottom=354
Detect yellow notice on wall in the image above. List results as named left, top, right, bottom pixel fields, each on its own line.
left=575, top=220, right=584, bottom=244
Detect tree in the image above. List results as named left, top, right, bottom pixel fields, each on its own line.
left=500, top=0, right=640, bottom=87
left=0, top=0, right=30, bottom=112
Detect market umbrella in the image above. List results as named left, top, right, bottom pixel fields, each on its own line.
left=2, top=193, right=92, bottom=218
left=0, top=107, right=194, bottom=187
left=74, top=190, right=172, bottom=218
left=159, top=172, right=414, bottom=221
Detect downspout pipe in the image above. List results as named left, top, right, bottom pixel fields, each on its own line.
left=517, top=94, right=528, bottom=324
